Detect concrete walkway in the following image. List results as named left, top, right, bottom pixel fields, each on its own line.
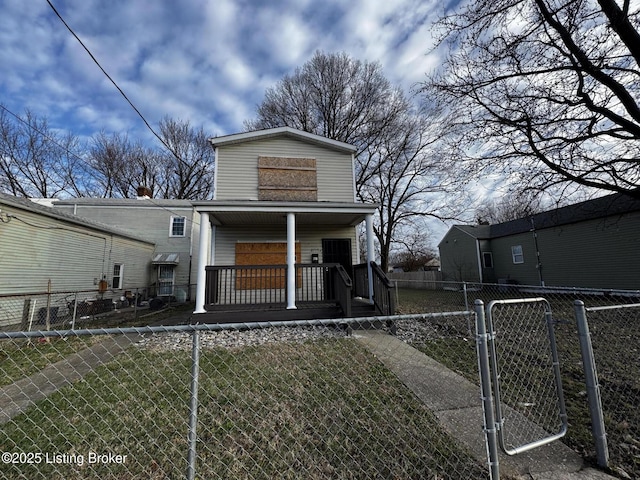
left=355, top=330, right=615, bottom=480
left=0, top=309, right=191, bottom=424
left=0, top=334, right=139, bottom=424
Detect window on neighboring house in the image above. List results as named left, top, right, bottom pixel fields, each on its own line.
left=112, top=264, right=124, bottom=289
left=170, top=216, right=186, bottom=237
left=511, top=245, right=524, bottom=264
left=482, top=252, right=494, bottom=268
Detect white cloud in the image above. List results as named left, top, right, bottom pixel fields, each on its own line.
left=0, top=0, right=446, bottom=141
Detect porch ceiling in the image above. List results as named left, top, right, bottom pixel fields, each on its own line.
left=194, top=201, right=378, bottom=227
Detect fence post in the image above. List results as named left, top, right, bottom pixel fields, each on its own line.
left=133, top=288, right=138, bottom=321
left=475, top=299, right=500, bottom=479
left=186, top=329, right=201, bottom=480
left=463, top=282, right=469, bottom=312
left=574, top=300, right=609, bottom=468
left=71, top=292, right=78, bottom=330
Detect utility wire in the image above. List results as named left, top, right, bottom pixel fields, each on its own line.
left=0, top=103, right=201, bottom=228
left=45, top=0, right=188, bottom=169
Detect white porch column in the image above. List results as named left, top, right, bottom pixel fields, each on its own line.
left=194, top=212, right=210, bottom=314
left=286, top=212, right=297, bottom=309
left=366, top=214, right=375, bottom=304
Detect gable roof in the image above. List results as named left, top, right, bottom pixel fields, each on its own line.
left=441, top=191, right=640, bottom=242
left=0, top=193, right=155, bottom=245
left=209, top=127, right=358, bottom=154
left=490, top=191, right=640, bottom=238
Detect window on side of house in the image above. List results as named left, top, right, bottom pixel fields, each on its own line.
left=482, top=252, right=494, bottom=268
left=112, top=264, right=124, bottom=289
left=511, top=245, right=524, bottom=264
left=170, top=216, right=186, bottom=237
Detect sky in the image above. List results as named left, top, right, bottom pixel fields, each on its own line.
left=0, top=0, right=449, bottom=145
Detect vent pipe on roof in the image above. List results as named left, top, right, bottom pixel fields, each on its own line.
left=136, top=186, right=152, bottom=199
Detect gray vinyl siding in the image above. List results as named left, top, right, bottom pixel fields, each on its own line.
left=0, top=202, right=154, bottom=295
left=52, top=203, right=200, bottom=290
left=215, top=137, right=355, bottom=202
left=490, top=233, right=540, bottom=286
left=213, top=225, right=358, bottom=266
left=489, top=212, right=640, bottom=289
left=533, top=212, right=640, bottom=289
left=438, top=227, right=482, bottom=282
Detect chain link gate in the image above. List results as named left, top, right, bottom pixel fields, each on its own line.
left=476, top=298, right=568, bottom=478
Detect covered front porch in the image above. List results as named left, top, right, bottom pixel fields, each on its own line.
left=191, top=201, right=393, bottom=323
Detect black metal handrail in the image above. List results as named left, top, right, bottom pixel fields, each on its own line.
left=332, top=264, right=352, bottom=317
left=370, top=261, right=395, bottom=316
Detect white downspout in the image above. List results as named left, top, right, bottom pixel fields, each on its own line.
left=286, top=213, right=297, bottom=309
left=194, top=212, right=210, bottom=314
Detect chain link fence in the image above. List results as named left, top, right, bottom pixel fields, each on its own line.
left=2, top=281, right=638, bottom=479
left=395, top=280, right=640, bottom=479
left=0, top=314, right=488, bottom=479
left=0, top=284, right=195, bottom=331
left=575, top=302, right=640, bottom=479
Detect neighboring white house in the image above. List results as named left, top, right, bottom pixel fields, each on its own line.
left=0, top=192, right=155, bottom=327
left=50, top=189, right=201, bottom=301
left=192, top=127, right=382, bottom=318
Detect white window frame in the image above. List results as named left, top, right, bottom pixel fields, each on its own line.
left=170, top=216, right=186, bottom=237
left=112, top=263, right=124, bottom=289
left=511, top=245, right=524, bottom=264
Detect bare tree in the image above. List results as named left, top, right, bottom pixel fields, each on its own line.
left=475, top=191, right=546, bottom=224
left=426, top=0, right=640, bottom=199
left=247, top=51, right=459, bottom=270
left=156, top=117, right=215, bottom=200
left=389, top=225, right=438, bottom=271
left=0, top=107, right=80, bottom=197
left=88, top=132, right=159, bottom=198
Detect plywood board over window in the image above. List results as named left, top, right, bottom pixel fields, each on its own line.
left=258, top=157, right=317, bottom=201
left=235, top=242, right=301, bottom=290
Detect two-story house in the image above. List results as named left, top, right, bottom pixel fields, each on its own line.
left=192, top=127, right=392, bottom=321
left=51, top=189, right=200, bottom=302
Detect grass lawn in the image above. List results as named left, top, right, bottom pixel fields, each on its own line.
left=395, top=287, right=639, bottom=478
left=0, top=337, right=99, bottom=388
left=1, top=337, right=486, bottom=479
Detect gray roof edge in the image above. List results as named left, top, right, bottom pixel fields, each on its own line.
left=0, top=193, right=156, bottom=245
left=52, top=198, right=193, bottom=207
left=490, top=191, right=640, bottom=238
left=209, top=127, right=358, bottom=153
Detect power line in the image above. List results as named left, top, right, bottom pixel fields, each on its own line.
left=45, top=0, right=188, bottom=168
left=0, top=103, right=201, bottom=228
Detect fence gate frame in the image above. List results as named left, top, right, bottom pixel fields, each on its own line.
left=476, top=297, right=569, bottom=474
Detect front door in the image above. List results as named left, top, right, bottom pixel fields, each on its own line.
left=322, top=239, right=352, bottom=272
left=158, top=265, right=175, bottom=296
left=322, top=239, right=353, bottom=297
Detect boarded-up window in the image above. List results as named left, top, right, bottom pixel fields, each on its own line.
left=235, top=242, right=301, bottom=290
left=258, top=157, right=317, bottom=201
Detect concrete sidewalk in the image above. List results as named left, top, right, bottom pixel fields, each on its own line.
left=0, top=309, right=193, bottom=425
left=355, top=330, right=615, bottom=480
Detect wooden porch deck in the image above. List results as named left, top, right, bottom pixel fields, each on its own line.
left=193, top=298, right=377, bottom=324
left=195, top=262, right=394, bottom=324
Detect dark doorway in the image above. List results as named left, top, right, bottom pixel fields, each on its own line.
left=322, top=239, right=352, bottom=272
left=322, top=239, right=353, bottom=299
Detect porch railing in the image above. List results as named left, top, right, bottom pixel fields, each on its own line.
left=352, top=262, right=395, bottom=316
left=204, top=264, right=351, bottom=313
